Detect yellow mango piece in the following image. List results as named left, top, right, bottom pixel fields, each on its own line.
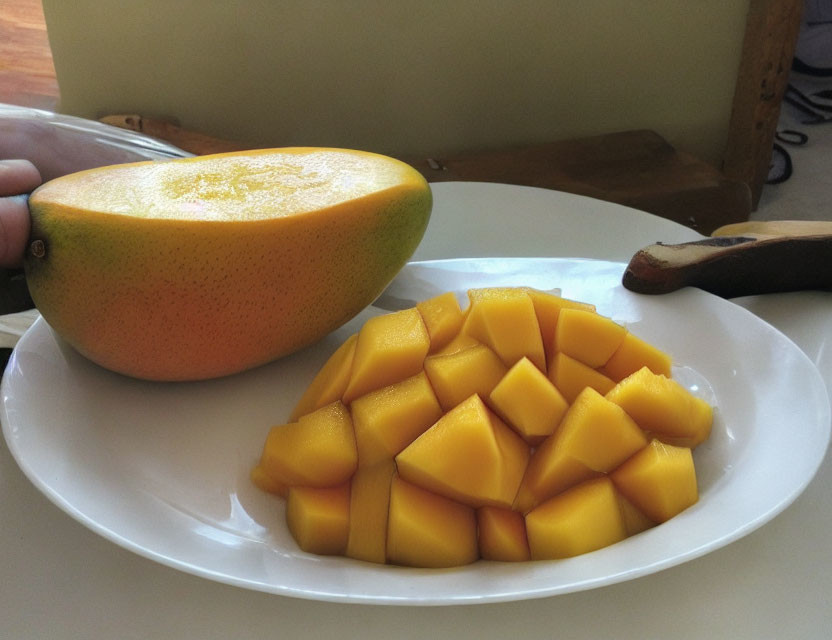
left=606, top=366, right=713, bottom=447
left=548, top=351, right=616, bottom=404
left=417, top=291, right=465, bottom=353
left=289, top=334, right=357, bottom=421
left=513, top=387, right=646, bottom=513
left=526, top=477, right=628, bottom=560
left=342, top=307, right=430, bottom=403
left=286, top=483, right=351, bottom=556
left=524, top=289, right=596, bottom=362
left=346, top=460, right=396, bottom=564
left=489, top=356, right=569, bottom=444
left=462, top=288, right=546, bottom=372
left=554, top=308, right=627, bottom=368
left=477, top=506, right=531, bottom=562
left=249, top=464, right=288, bottom=498
left=617, top=492, right=656, bottom=536
left=350, top=372, right=443, bottom=466
left=258, top=401, right=357, bottom=488
left=601, top=332, right=673, bottom=381
left=612, top=439, right=698, bottom=523
left=434, top=331, right=480, bottom=356
left=423, top=344, right=508, bottom=411
left=395, top=394, right=530, bottom=508
left=386, top=475, right=478, bottom=568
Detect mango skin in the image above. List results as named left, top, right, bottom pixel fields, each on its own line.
left=23, top=148, right=432, bottom=381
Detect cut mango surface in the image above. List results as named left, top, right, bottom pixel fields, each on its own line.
left=254, top=287, right=714, bottom=567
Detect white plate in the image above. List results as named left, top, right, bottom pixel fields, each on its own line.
left=2, top=257, right=829, bottom=605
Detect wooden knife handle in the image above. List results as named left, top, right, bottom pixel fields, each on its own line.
left=622, top=226, right=832, bottom=298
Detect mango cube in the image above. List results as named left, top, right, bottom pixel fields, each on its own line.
left=286, top=483, right=351, bottom=556
left=602, top=332, right=673, bottom=381
left=434, top=331, right=480, bottom=356
left=395, top=394, right=530, bottom=508
left=290, top=333, right=357, bottom=421
left=346, top=460, right=396, bottom=564
left=606, top=366, right=713, bottom=447
left=386, top=475, right=478, bottom=568
left=489, top=357, right=569, bottom=444
left=417, top=291, right=465, bottom=353
left=524, top=289, right=596, bottom=362
left=350, top=372, right=443, bottom=466
left=423, top=343, right=507, bottom=411
left=526, top=477, right=628, bottom=560
left=554, top=308, right=626, bottom=368
left=342, top=307, right=430, bottom=403
left=548, top=351, right=616, bottom=404
left=611, top=439, right=698, bottom=523
left=258, top=401, right=357, bottom=488
left=462, top=288, right=546, bottom=371
left=514, top=387, right=647, bottom=512
left=477, top=506, right=531, bottom=562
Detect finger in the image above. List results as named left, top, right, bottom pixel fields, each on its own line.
left=0, top=195, right=33, bottom=269
left=0, top=159, right=42, bottom=197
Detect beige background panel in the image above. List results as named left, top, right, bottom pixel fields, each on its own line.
left=43, top=1, right=749, bottom=165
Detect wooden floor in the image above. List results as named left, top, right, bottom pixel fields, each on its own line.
left=0, top=0, right=59, bottom=110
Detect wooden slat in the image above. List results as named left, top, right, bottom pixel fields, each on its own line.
left=722, top=0, right=803, bottom=209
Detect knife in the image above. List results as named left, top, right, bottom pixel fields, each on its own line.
left=622, top=220, right=832, bottom=298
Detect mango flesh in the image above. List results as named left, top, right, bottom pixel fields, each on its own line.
left=25, top=147, right=432, bottom=381
left=254, top=287, right=713, bottom=567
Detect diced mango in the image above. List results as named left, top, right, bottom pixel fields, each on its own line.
left=611, top=439, right=698, bottom=523
left=556, top=387, right=648, bottom=472
left=423, top=344, right=508, bottom=411
left=258, top=401, right=357, bottom=488
left=433, top=331, right=480, bottom=356
left=616, top=492, right=656, bottom=536
left=554, top=308, right=626, bottom=368
left=524, top=289, right=596, bottom=362
left=350, top=372, right=443, bottom=466
left=395, top=394, right=530, bottom=508
left=606, top=366, right=713, bottom=447
left=513, top=387, right=647, bottom=513
left=548, top=351, right=616, bottom=404
left=342, top=307, right=430, bottom=403
left=601, top=332, right=673, bottom=381
left=386, top=475, right=478, bottom=568
left=346, top=460, right=396, bottom=564
left=290, top=334, right=357, bottom=421
left=489, top=356, right=569, bottom=444
left=249, top=463, right=288, bottom=498
left=477, top=506, right=531, bottom=562
left=286, top=483, right=351, bottom=556
left=417, top=291, right=465, bottom=353
left=462, top=288, right=546, bottom=372
left=525, top=477, right=628, bottom=560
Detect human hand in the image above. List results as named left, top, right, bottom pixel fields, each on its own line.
left=0, top=159, right=41, bottom=269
